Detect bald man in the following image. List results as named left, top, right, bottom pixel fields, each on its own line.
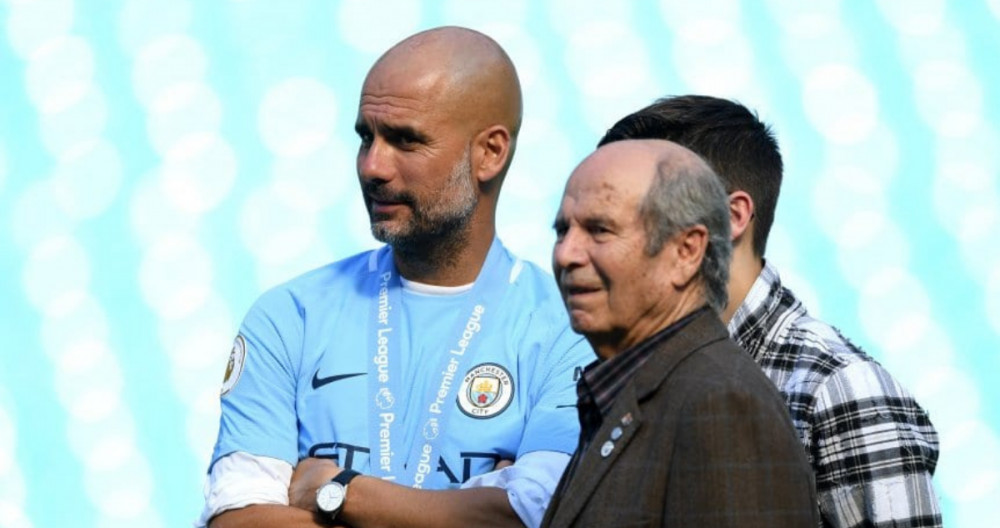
left=199, top=27, right=593, bottom=528
left=543, top=140, right=817, bottom=527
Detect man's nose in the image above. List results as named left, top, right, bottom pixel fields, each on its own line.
left=358, top=140, right=393, bottom=183
left=552, top=228, right=586, bottom=272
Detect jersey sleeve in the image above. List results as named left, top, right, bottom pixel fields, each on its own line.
left=209, top=287, right=303, bottom=470
left=517, top=320, right=594, bottom=457
left=812, top=360, right=942, bottom=527
left=461, top=450, right=571, bottom=528
left=197, top=451, right=293, bottom=527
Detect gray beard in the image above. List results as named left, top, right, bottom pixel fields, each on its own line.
left=368, top=148, right=477, bottom=271
left=372, top=208, right=471, bottom=271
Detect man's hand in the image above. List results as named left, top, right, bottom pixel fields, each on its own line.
left=289, top=457, right=343, bottom=512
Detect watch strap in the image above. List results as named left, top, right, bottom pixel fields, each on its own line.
left=333, top=469, right=361, bottom=486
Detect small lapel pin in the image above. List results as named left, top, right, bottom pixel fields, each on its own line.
left=621, top=413, right=633, bottom=426
left=600, top=440, right=614, bottom=457
left=610, top=426, right=623, bottom=441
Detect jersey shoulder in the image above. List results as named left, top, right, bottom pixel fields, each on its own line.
left=252, top=249, right=377, bottom=316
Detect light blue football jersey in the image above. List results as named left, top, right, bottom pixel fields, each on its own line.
left=210, top=239, right=594, bottom=490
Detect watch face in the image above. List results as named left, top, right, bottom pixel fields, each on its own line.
left=316, top=482, right=346, bottom=513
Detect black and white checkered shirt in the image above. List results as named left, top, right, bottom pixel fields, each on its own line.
left=729, top=262, right=941, bottom=528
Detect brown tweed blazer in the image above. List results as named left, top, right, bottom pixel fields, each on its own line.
left=541, top=309, right=818, bottom=527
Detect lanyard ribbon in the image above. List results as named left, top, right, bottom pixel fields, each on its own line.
left=366, top=239, right=513, bottom=487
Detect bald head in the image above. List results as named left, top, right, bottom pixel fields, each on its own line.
left=366, top=26, right=522, bottom=141
left=354, top=27, right=524, bottom=279
left=579, top=140, right=711, bottom=193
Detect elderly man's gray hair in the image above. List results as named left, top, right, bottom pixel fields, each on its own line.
left=640, top=157, right=732, bottom=313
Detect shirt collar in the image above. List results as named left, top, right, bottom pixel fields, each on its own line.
left=579, top=306, right=709, bottom=417
left=727, top=260, right=785, bottom=361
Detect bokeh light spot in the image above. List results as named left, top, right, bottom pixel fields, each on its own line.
left=128, top=176, right=202, bottom=248
left=239, top=184, right=319, bottom=265
left=271, top=142, right=353, bottom=213
left=85, top=454, right=154, bottom=518
left=913, top=60, right=983, bottom=138
left=565, top=21, right=654, bottom=133
left=39, top=87, right=108, bottom=158
left=5, top=0, right=74, bottom=58
left=258, top=78, right=338, bottom=157
left=147, top=82, right=223, bottom=156
left=857, top=268, right=932, bottom=350
left=118, top=0, right=192, bottom=55
left=25, top=35, right=94, bottom=114
left=766, top=0, right=841, bottom=37
left=939, top=420, right=1000, bottom=501
left=159, top=133, right=238, bottom=213
left=51, top=139, right=123, bottom=219
left=11, top=181, right=76, bottom=250
left=336, top=0, right=422, bottom=55
left=133, top=35, right=208, bottom=107
left=803, top=64, right=878, bottom=144
left=877, top=0, right=946, bottom=36
left=23, top=236, right=90, bottom=316
left=138, top=235, right=214, bottom=319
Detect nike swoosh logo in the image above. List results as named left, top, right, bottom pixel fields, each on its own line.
left=312, top=371, right=366, bottom=390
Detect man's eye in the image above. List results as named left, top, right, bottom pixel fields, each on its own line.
left=390, top=133, right=420, bottom=148
left=357, top=131, right=373, bottom=148
left=553, top=221, right=568, bottom=239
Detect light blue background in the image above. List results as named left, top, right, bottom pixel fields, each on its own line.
left=1, top=1, right=997, bottom=527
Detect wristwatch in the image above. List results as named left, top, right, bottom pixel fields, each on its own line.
left=316, top=469, right=361, bottom=521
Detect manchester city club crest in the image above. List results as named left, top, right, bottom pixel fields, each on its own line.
left=458, top=363, right=513, bottom=418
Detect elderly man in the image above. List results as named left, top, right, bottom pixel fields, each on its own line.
left=199, top=27, right=593, bottom=528
left=541, top=139, right=817, bottom=527
left=600, top=95, right=941, bottom=527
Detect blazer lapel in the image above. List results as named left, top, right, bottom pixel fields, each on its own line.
left=545, top=310, right=730, bottom=527
left=546, top=383, right=644, bottom=528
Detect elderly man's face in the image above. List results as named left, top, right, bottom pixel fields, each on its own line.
left=354, top=66, right=477, bottom=247
left=552, top=146, right=679, bottom=354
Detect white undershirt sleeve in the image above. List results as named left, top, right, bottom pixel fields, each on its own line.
left=460, top=450, right=571, bottom=528
left=196, top=451, right=293, bottom=527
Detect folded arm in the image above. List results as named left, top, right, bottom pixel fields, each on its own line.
left=288, top=457, right=524, bottom=528
left=202, top=451, right=573, bottom=528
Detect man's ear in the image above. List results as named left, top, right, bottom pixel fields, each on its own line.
left=671, top=225, right=709, bottom=287
left=472, top=125, right=512, bottom=184
left=728, top=190, right=754, bottom=243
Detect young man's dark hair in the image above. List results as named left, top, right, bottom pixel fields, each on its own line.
left=599, top=95, right=781, bottom=258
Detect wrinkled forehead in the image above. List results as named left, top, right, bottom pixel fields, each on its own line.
left=572, top=146, right=657, bottom=196
left=559, top=163, right=646, bottom=221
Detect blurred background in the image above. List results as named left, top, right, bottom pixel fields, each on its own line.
left=1, top=1, right=997, bottom=526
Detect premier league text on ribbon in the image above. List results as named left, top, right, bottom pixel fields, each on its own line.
left=413, top=304, right=485, bottom=487
left=429, top=304, right=485, bottom=415
left=376, top=271, right=395, bottom=478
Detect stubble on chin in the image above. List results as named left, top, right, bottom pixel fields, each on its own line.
left=372, top=215, right=469, bottom=271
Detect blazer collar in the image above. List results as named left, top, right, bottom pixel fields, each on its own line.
left=630, top=308, right=729, bottom=401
